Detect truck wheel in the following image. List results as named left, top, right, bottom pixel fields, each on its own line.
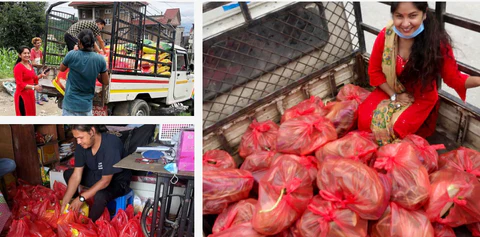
left=130, top=99, right=150, bottom=116
left=113, top=99, right=150, bottom=116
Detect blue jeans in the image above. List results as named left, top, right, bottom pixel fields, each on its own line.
left=62, top=108, right=93, bottom=116
left=0, top=159, right=16, bottom=177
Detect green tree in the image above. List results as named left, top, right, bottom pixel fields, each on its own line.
left=0, top=2, right=47, bottom=50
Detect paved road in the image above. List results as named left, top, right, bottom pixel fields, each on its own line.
left=360, top=2, right=480, bottom=107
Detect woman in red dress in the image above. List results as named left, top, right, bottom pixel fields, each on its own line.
left=13, top=46, right=47, bottom=116
left=357, top=2, right=480, bottom=146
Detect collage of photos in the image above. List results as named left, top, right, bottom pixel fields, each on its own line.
left=2, top=1, right=480, bottom=237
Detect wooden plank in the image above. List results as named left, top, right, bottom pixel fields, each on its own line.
left=0, top=125, right=14, bottom=160
left=11, top=125, right=41, bottom=185
left=436, top=115, right=459, bottom=142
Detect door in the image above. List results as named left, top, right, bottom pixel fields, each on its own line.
left=173, top=52, right=192, bottom=100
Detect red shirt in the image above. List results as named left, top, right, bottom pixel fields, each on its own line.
left=30, top=48, right=43, bottom=65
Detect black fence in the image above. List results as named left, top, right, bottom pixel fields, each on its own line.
left=203, top=2, right=360, bottom=129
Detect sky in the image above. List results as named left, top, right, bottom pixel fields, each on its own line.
left=49, top=1, right=194, bottom=34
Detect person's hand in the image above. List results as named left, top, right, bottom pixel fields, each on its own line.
left=396, top=93, right=414, bottom=106
left=74, top=45, right=79, bottom=51
left=69, top=197, right=83, bottom=213
left=38, top=73, right=46, bottom=79
left=61, top=198, right=69, bottom=213
left=34, top=84, right=43, bottom=92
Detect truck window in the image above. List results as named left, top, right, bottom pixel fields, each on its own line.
left=177, top=53, right=188, bottom=71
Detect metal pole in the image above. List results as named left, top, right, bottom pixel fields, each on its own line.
left=353, top=2, right=366, bottom=54
left=435, top=2, right=447, bottom=90
left=239, top=2, right=252, bottom=22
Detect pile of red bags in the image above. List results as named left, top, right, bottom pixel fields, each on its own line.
left=374, top=143, right=431, bottom=210
left=276, top=115, right=337, bottom=155
left=203, top=149, right=237, bottom=171
left=296, top=195, right=368, bottom=237
left=252, top=158, right=313, bottom=235
left=203, top=85, right=480, bottom=236
left=239, top=120, right=279, bottom=158
left=370, top=202, right=434, bottom=237
left=336, top=84, right=370, bottom=105
left=6, top=180, right=142, bottom=236
left=203, top=169, right=254, bottom=215
left=401, top=134, right=445, bottom=173
left=211, top=198, right=257, bottom=234
left=281, top=96, right=325, bottom=123
left=438, top=146, right=480, bottom=179
left=317, top=158, right=386, bottom=220
left=315, top=131, right=378, bottom=164
left=240, top=151, right=280, bottom=182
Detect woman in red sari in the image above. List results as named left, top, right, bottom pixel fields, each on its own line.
left=13, top=46, right=47, bottom=116
left=358, top=2, right=480, bottom=146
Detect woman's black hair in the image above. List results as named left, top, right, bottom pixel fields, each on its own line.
left=15, top=46, right=30, bottom=66
left=391, top=2, right=452, bottom=91
left=72, top=125, right=108, bottom=134
left=77, top=29, right=95, bottom=52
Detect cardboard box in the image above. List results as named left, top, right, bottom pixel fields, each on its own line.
left=176, top=130, right=194, bottom=171
left=39, top=144, right=57, bottom=164
left=177, top=130, right=194, bottom=158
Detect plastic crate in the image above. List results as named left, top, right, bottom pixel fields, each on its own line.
left=159, top=124, right=194, bottom=142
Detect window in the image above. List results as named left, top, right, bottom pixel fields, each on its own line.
left=105, top=18, right=111, bottom=25
left=82, top=11, right=86, bottom=19
left=105, top=9, right=112, bottom=14
left=177, top=54, right=187, bottom=71
left=95, top=10, right=99, bottom=16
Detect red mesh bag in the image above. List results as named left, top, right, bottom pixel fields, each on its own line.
left=468, top=222, right=480, bottom=236
left=95, top=220, right=118, bottom=237
left=125, top=204, right=134, bottom=220
left=374, top=143, right=430, bottom=210
left=96, top=208, right=111, bottom=223
left=203, top=150, right=237, bottom=171
left=239, top=120, right=279, bottom=158
left=371, top=202, right=434, bottom=237
left=296, top=195, right=368, bottom=237
left=424, top=169, right=480, bottom=227
left=323, top=100, right=359, bottom=137
left=277, top=115, right=337, bottom=155
left=377, top=173, right=392, bottom=218
left=336, top=84, right=370, bottom=105
left=281, top=96, right=326, bottom=123
left=7, top=219, right=29, bottom=237
left=317, top=158, right=385, bottom=220
left=28, top=219, right=58, bottom=237
left=57, top=212, right=78, bottom=237
left=252, top=158, right=313, bottom=235
left=271, top=154, right=318, bottom=183
left=433, top=223, right=456, bottom=237
left=53, top=181, right=67, bottom=201
left=203, top=169, right=254, bottom=215
left=401, top=134, right=445, bottom=174
left=240, top=151, right=280, bottom=182
left=208, top=222, right=266, bottom=237
left=119, top=219, right=142, bottom=237
left=315, top=131, right=378, bottom=164
left=212, top=198, right=257, bottom=234
left=37, top=201, right=60, bottom=229
left=67, top=222, right=98, bottom=237
left=438, top=147, right=480, bottom=179
left=111, top=209, right=129, bottom=235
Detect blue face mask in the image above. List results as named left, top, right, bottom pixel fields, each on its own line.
left=164, top=163, right=178, bottom=174
left=393, top=23, right=424, bottom=39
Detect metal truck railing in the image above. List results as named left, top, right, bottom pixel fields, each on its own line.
left=203, top=2, right=361, bottom=131
left=44, top=2, right=177, bottom=77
